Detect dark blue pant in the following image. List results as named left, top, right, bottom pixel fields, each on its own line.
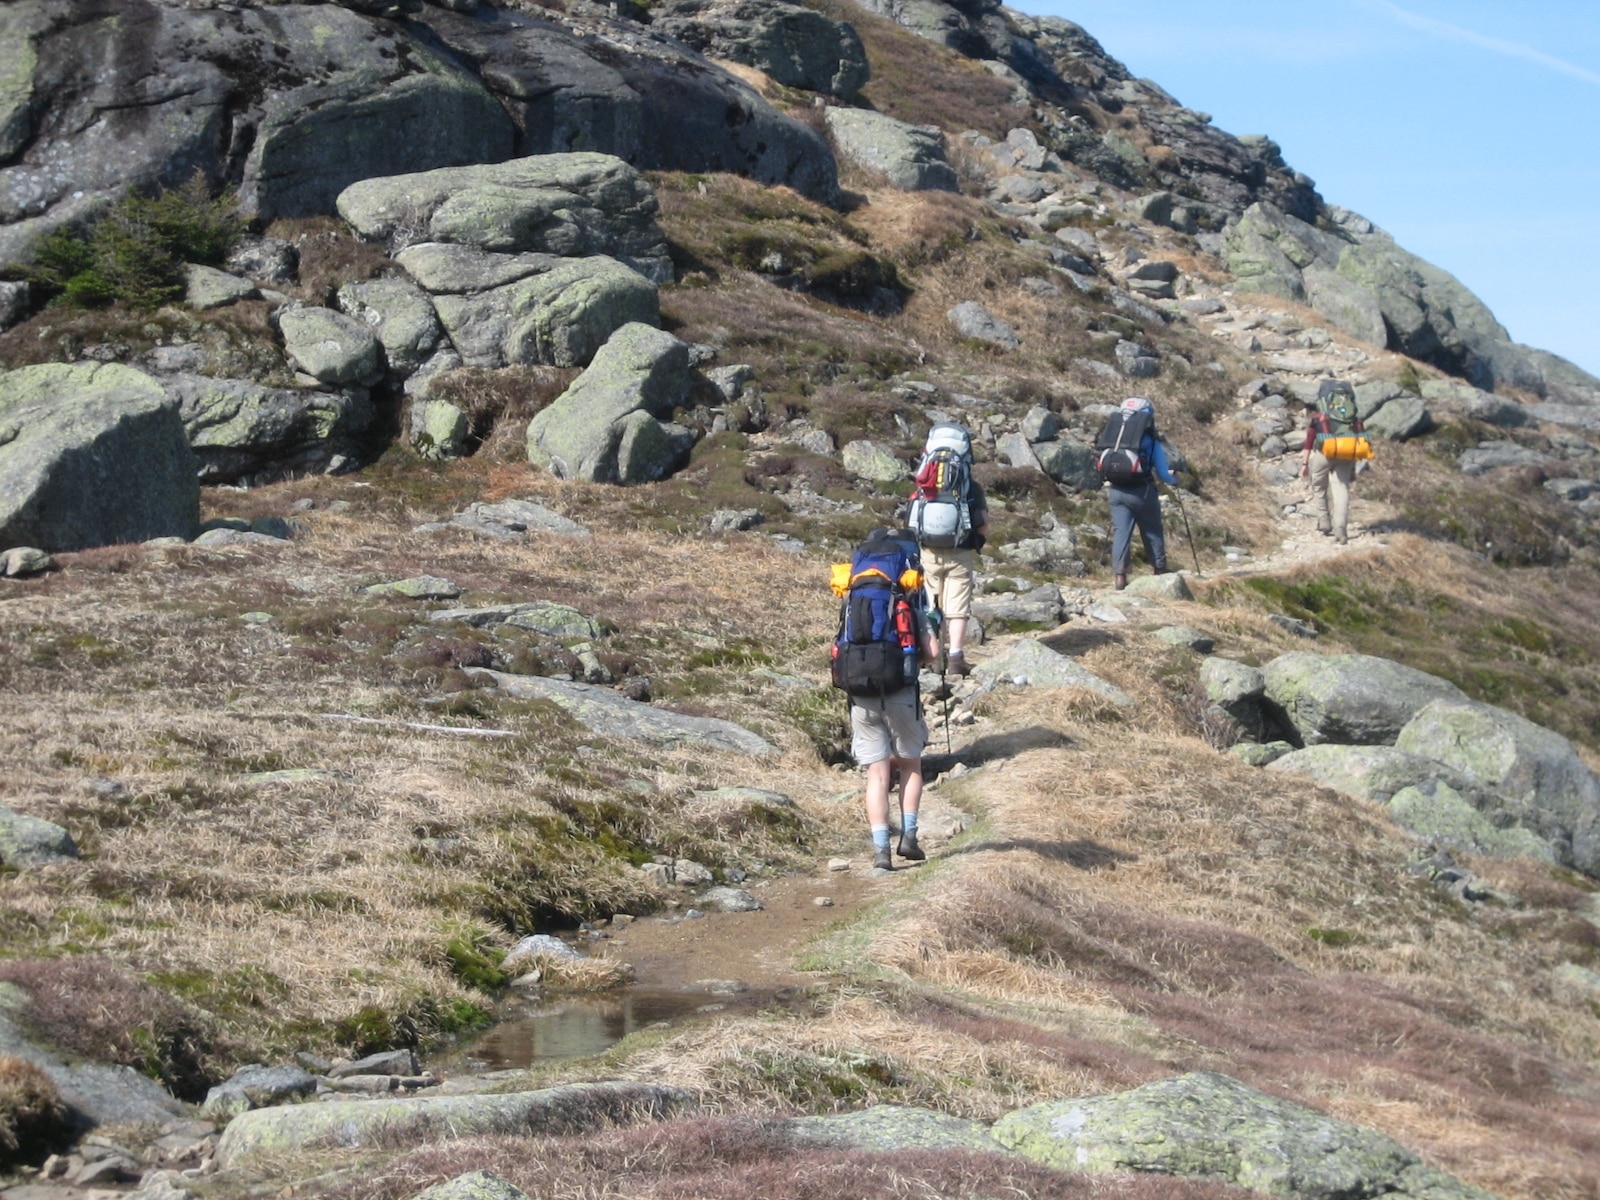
left=1109, top=481, right=1166, bottom=573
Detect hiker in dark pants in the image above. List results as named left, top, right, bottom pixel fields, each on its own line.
left=1105, top=397, right=1180, bottom=590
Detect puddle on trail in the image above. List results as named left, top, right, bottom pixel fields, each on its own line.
left=452, top=985, right=793, bottom=1071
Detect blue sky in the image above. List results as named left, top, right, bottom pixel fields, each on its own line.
left=1024, top=1, right=1600, bottom=380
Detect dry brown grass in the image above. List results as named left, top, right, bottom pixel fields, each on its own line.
left=808, top=678, right=1600, bottom=1200
left=0, top=465, right=856, bottom=1060
left=337, top=1120, right=1253, bottom=1200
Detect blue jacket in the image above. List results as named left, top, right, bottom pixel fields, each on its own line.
left=1113, top=431, right=1178, bottom=487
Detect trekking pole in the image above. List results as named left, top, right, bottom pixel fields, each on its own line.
left=1168, top=483, right=1203, bottom=577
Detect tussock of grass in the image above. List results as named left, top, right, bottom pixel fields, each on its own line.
left=0, top=1056, right=71, bottom=1164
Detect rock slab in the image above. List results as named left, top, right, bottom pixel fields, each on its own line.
left=215, top=1081, right=695, bottom=1166
left=993, top=1071, right=1494, bottom=1199
left=468, top=670, right=775, bottom=755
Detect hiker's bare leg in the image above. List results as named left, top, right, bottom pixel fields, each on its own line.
left=946, top=616, right=968, bottom=654
left=865, top=758, right=893, bottom=828
left=895, top=755, right=922, bottom=818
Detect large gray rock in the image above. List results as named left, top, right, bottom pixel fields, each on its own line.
left=201, top=1064, right=318, bottom=1121
left=1261, top=652, right=1467, bottom=746
left=0, top=363, right=198, bottom=552
left=337, top=154, right=673, bottom=283
left=1364, top=393, right=1430, bottom=442
left=466, top=670, right=776, bottom=755
left=947, top=301, right=1019, bottom=350
left=336, top=278, right=443, bottom=377
left=1397, top=699, right=1600, bottom=877
left=0, top=803, right=78, bottom=867
left=215, top=1082, right=695, bottom=1166
left=970, top=586, right=1065, bottom=629
left=653, top=0, right=870, bottom=98
left=1034, top=437, right=1098, bottom=489
left=1266, top=744, right=1467, bottom=804
left=429, top=601, right=604, bottom=639
left=1421, top=380, right=1530, bottom=427
left=824, top=108, right=958, bottom=192
left=786, top=1105, right=1003, bottom=1152
left=614, top=409, right=698, bottom=485
left=973, top=639, right=1132, bottom=705
left=278, top=307, right=384, bottom=386
left=993, top=1072, right=1494, bottom=1200
left=396, top=244, right=566, bottom=295
left=525, top=322, right=693, bottom=482
left=841, top=440, right=908, bottom=483
left=244, top=60, right=516, bottom=222
left=414, top=1172, right=529, bottom=1200
left=1457, top=442, right=1551, bottom=477
left=0, top=1004, right=185, bottom=1129
left=852, top=0, right=1011, bottom=61
left=1388, top=779, right=1556, bottom=863
left=165, top=374, right=374, bottom=484
left=431, top=257, right=660, bottom=370
left=1201, top=658, right=1264, bottom=709
left=184, top=264, right=257, bottom=310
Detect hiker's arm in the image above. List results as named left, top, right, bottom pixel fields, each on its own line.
left=1299, top=420, right=1317, bottom=477
left=1151, top=439, right=1179, bottom=486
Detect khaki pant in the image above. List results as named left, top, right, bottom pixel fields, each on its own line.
left=1309, top=452, right=1356, bottom=539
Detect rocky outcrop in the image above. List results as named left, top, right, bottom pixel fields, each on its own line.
left=1396, top=699, right=1600, bottom=877
left=277, top=307, right=383, bottom=387
left=0, top=0, right=839, bottom=267
left=974, top=639, right=1131, bottom=705
left=525, top=323, right=695, bottom=482
left=653, top=0, right=870, bottom=98
left=824, top=108, right=958, bottom=192
left=336, top=155, right=674, bottom=284
left=429, top=256, right=660, bottom=371
left=418, top=4, right=840, bottom=204
left=1261, top=652, right=1466, bottom=746
left=215, top=1082, right=696, bottom=1166
left=467, top=669, right=775, bottom=754
left=1265, top=744, right=1462, bottom=805
left=786, top=1105, right=1003, bottom=1151
left=993, top=1072, right=1494, bottom=1199
left=1225, top=202, right=1598, bottom=398
left=0, top=363, right=198, bottom=552
left=336, top=278, right=444, bottom=377
left=163, top=375, right=374, bottom=484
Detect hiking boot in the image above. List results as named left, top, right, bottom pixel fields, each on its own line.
left=1335, top=533, right=1348, bottom=545
left=872, top=846, right=893, bottom=871
left=1152, top=563, right=1169, bottom=575
left=1113, top=573, right=1128, bottom=590
left=1317, top=522, right=1333, bottom=536
left=946, top=649, right=972, bottom=677
left=897, top=832, right=925, bottom=861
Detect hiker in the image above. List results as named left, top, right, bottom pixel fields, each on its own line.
left=830, top=528, right=940, bottom=871
left=1299, top=379, right=1371, bottom=545
left=1095, top=396, right=1179, bottom=590
left=906, top=423, right=989, bottom=676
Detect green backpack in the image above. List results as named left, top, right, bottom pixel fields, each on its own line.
left=1317, top=384, right=1359, bottom=434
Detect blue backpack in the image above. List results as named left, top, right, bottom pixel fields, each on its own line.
left=829, top=531, right=924, bottom=697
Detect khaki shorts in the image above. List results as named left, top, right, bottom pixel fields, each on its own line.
left=850, top=689, right=927, bottom=765
left=922, top=546, right=976, bottom=619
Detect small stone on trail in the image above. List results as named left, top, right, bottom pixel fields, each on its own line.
left=702, top=886, right=763, bottom=912
left=612, top=913, right=636, bottom=926
left=685, top=908, right=705, bottom=919
left=1, top=546, right=53, bottom=577
left=813, top=896, right=835, bottom=907
left=827, top=858, right=851, bottom=872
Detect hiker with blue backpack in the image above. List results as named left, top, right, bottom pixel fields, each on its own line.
left=830, top=528, right=940, bottom=871
left=1299, top=379, right=1372, bottom=545
left=1094, top=396, right=1180, bottom=590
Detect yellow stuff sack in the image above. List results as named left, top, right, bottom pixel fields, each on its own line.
left=1318, top=434, right=1373, bottom=461
left=830, top=562, right=924, bottom=598
left=829, top=562, right=852, bottom=598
